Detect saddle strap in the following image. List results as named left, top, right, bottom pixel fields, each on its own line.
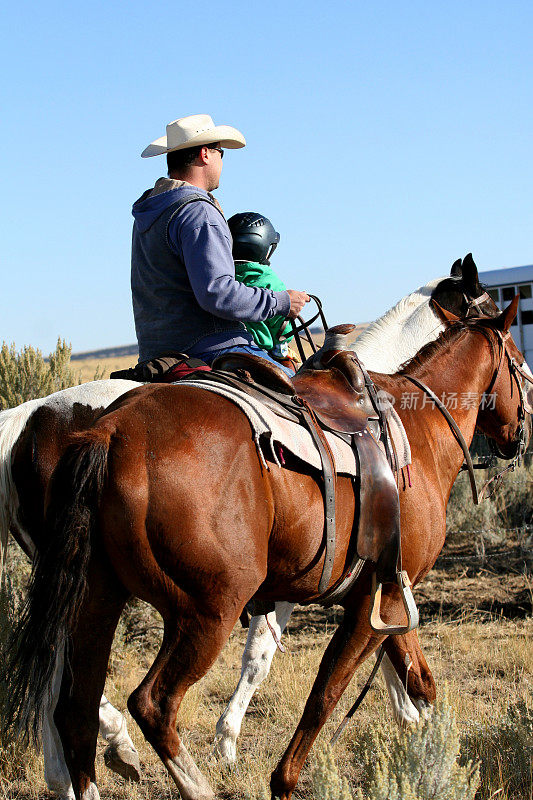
left=298, top=400, right=338, bottom=594
left=356, top=357, right=395, bottom=469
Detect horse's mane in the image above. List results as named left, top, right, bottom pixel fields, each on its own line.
left=397, top=320, right=496, bottom=376
left=355, top=277, right=446, bottom=373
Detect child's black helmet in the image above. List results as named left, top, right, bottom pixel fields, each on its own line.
left=227, top=212, right=280, bottom=265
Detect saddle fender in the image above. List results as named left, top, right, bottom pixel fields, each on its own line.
left=354, top=430, right=401, bottom=585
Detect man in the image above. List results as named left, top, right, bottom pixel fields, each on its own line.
left=131, top=114, right=309, bottom=373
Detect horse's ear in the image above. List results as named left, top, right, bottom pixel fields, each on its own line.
left=450, top=258, right=462, bottom=277
left=431, top=299, right=461, bottom=324
left=494, top=295, right=519, bottom=332
left=461, top=253, right=480, bottom=293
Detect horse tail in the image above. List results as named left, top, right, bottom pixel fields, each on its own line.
left=0, top=399, right=44, bottom=573
left=1, top=426, right=112, bottom=745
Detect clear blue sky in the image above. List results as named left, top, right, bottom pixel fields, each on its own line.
left=1, top=0, right=532, bottom=354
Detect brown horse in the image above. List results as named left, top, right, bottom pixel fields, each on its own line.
left=4, top=298, right=530, bottom=800
left=0, top=259, right=495, bottom=797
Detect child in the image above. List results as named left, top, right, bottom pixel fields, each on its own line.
left=227, top=212, right=298, bottom=370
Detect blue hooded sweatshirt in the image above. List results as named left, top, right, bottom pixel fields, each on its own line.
left=131, top=178, right=290, bottom=360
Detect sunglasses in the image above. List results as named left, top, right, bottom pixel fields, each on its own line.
left=209, top=146, right=224, bottom=158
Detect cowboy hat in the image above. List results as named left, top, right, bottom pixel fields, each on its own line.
left=141, top=114, right=246, bottom=158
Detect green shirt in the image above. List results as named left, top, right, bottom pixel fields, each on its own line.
left=234, top=261, right=292, bottom=351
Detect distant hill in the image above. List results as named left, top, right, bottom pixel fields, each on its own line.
left=71, top=343, right=139, bottom=361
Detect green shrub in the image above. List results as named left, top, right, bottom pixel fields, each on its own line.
left=353, top=691, right=479, bottom=800
left=312, top=745, right=353, bottom=799
left=462, top=697, right=533, bottom=799
left=0, top=571, right=16, bottom=713
left=447, top=459, right=533, bottom=534
left=0, top=570, right=28, bottom=777
left=0, top=339, right=80, bottom=409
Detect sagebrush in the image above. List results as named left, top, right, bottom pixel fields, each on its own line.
left=462, top=696, right=533, bottom=799
left=312, top=745, right=353, bottom=799
left=447, top=451, right=533, bottom=534
left=0, top=339, right=85, bottom=409
left=351, top=691, right=479, bottom=800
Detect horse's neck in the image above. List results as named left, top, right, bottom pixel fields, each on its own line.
left=380, top=331, right=494, bottom=495
left=406, top=331, right=493, bottom=404
left=355, top=293, right=445, bottom=373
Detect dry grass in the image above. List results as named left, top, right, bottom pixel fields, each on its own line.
left=1, top=545, right=531, bottom=800
left=102, top=613, right=532, bottom=800
left=73, top=355, right=135, bottom=383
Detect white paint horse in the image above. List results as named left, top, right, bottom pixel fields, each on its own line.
left=0, top=255, right=493, bottom=795
left=0, top=382, right=142, bottom=798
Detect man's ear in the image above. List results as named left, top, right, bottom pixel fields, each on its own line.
left=461, top=253, right=480, bottom=294
left=431, top=299, right=461, bottom=324
left=494, top=296, right=519, bottom=332
left=450, top=258, right=462, bottom=277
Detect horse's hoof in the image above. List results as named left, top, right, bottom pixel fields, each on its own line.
left=213, top=734, right=237, bottom=765
left=218, top=758, right=237, bottom=776
left=103, top=741, right=141, bottom=782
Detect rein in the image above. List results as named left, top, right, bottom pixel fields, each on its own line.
left=403, top=373, right=480, bottom=504
left=287, top=295, right=328, bottom=362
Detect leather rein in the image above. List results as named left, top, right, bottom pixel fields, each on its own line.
left=287, top=294, right=329, bottom=361
left=403, top=324, right=533, bottom=505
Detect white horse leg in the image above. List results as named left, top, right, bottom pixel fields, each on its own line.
left=412, top=696, right=433, bottom=719
left=100, top=695, right=141, bottom=781
left=214, top=601, right=295, bottom=763
left=380, top=652, right=421, bottom=727
left=43, top=654, right=140, bottom=794
left=80, top=785, right=101, bottom=800
left=42, top=648, right=75, bottom=799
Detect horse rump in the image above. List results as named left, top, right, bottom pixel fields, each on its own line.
left=0, top=427, right=112, bottom=746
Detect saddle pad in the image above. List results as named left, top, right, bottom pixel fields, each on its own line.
left=385, top=405, right=411, bottom=467
left=172, top=380, right=410, bottom=474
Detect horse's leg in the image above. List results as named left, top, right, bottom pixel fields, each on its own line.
left=100, top=695, right=141, bottom=781
left=53, top=561, right=128, bottom=800
left=380, top=649, right=421, bottom=726
left=270, top=590, right=406, bottom=799
left=214, top=601, right=295, bottom=763
left=127, top=602, right=247, bottom=800
left=383, top=629, right=435, bottom=721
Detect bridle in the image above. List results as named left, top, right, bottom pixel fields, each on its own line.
left=404, top=322, right=533, bottom=505
left=463, top=290, right=491, bottom=318
left=478, top=328, right=533, bottom=498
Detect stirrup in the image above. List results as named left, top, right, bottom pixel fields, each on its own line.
left=369, top=570, right=419, bottom=635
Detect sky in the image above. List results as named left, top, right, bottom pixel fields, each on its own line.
left=1, top=0, right=532, bottom=354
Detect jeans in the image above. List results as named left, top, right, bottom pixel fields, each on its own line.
left=195, top=344, right=295, bottom=377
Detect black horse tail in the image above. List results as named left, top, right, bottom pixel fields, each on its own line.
left=1, top=427, right=112, bottom=745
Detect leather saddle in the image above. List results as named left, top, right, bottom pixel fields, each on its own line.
left=210, top=324, right=401, bottom=594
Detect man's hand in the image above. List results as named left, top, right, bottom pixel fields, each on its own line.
left=287, top=290, right=311, bottom=319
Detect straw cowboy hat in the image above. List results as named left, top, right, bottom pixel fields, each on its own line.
left=141, top=114, right=246, bottom=158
